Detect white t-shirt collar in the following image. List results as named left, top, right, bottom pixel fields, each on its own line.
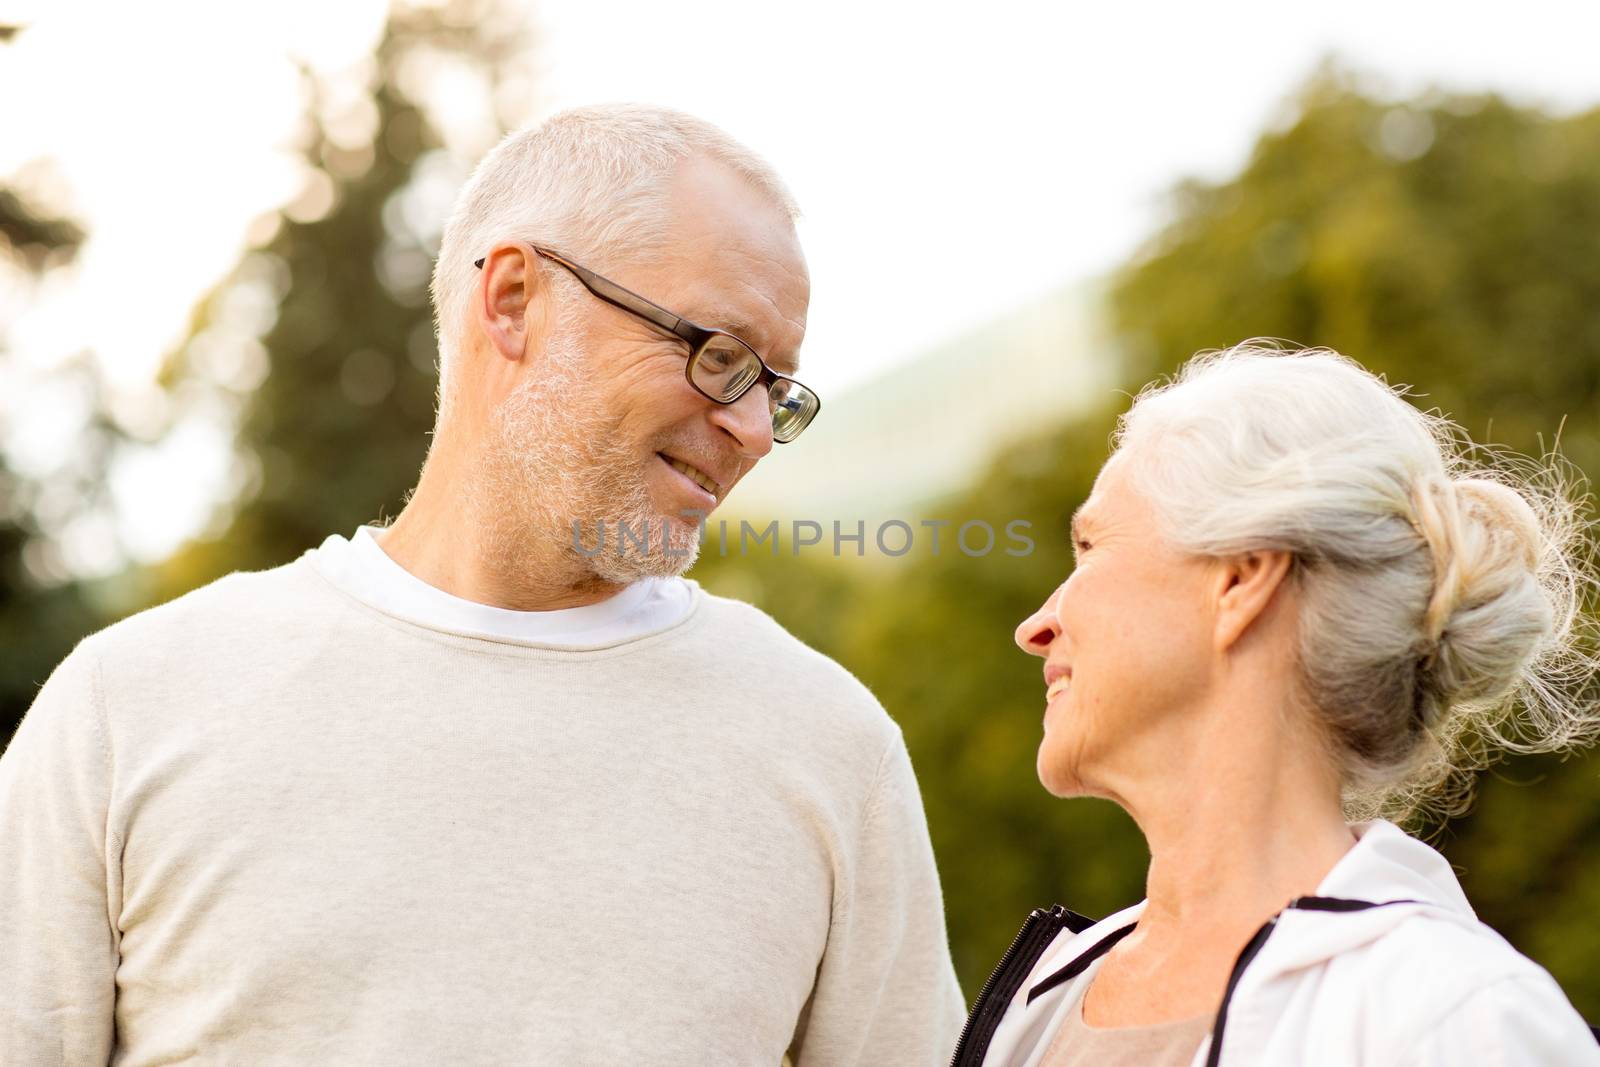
left=310, top=524, right=694, bottom=647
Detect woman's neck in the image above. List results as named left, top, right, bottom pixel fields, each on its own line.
left=1127, top=706, right=1356, bottom=943
left=1077, top=703, right=1357, bottom=1028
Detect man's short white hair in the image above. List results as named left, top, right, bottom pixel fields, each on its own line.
left=429, top=103, right=800, bottom=414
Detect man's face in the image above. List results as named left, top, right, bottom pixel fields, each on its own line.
left=487, top=156, right=811, bottom=583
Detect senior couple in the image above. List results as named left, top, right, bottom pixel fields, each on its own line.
left=2, top=105, right=1597, bottom=1066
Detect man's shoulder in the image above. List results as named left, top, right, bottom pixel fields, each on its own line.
left=79, top=552, right=327, bottom=669
left=691, top=588, right=895, bottom=729
left=694, top=589, right=865, bottom=681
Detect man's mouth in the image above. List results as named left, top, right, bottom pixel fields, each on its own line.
left=659, top=453, right=721, bottom=500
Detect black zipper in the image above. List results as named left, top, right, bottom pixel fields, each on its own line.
left=1203, top=896, right=1422, bottom=1065
left=948, top=905, right=1074, bottom=1067
left=1202, top=914, right=1278, bottom=1067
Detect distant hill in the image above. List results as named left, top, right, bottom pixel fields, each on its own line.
left=728, top=280, right=1114, bottom=530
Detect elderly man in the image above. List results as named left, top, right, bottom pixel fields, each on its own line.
left=0, top=106, right=965, bottom=1065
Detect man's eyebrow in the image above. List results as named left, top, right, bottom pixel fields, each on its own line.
left=708, top=313, right=753, bottom=336
left=696, top=307, right=757, bottom=339
left=706, top=310, right=800, bottom=374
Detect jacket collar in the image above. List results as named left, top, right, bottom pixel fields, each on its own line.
left=1021, top=820, right=1472, bottom=1002
left=980, top=821, right=1480, bottom=1067
left=1316, top=819, right=1473, bottom=913
left=1241, top=819, right=1476, bottom=978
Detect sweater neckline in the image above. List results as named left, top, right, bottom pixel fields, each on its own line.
left=300, top=528, right=705, bottom=653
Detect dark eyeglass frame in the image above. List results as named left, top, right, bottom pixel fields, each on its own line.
left=473, top=245, right=820, bottom=443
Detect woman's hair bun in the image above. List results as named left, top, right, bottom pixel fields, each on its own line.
left=1416, top=476, right=1552, bottom=709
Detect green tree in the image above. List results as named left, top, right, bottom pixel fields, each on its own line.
left=1105, top=69, right=1600, bottom=1015
left=1111, top=67, right=1600, bottom=477
left=0, top=19, right=102, bottom=745
left=700, top=70, right=1600, bottom=1012
left=0, top=194, right=100, bottom=746
left=150, top=1, right=528, bottom=597
left=3, top=0, right=529, bottom=747
left=16, top=36, right=1600, bottom=1021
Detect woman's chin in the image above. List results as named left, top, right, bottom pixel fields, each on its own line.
left=1035, top=744, right=1089, bottom=799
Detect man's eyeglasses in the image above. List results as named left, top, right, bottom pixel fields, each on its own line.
left=474, top=245, right=821, bottom=444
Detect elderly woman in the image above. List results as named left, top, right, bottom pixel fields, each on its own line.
left=952, top=345, right=1600, bottom=1066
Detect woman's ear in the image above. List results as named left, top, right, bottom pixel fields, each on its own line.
left=475, top=243, right=550, bottom=362
left=1213, top=549, right=1294, bottom=653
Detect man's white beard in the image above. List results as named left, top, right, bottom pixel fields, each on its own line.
left=475, top=329, right=703, bottom=585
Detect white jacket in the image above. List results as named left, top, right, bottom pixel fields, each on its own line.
left=956, top=820, right=1600, bottom=1066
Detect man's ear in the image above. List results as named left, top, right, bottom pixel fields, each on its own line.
left=475, top=243, right=550, bottom=363
left=1213, top=549, right=1294, bottom=653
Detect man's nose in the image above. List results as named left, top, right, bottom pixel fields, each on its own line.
left=709, top=386, right=775, bottom=461
left=1014, top=591, right=1062, bottom=657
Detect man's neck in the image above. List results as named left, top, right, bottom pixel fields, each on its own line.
left=377, top=447, right=627, bottom=612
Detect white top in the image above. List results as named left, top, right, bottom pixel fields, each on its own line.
left=0, top=547, right=966, bottom=1065
left=981, top=820, right=1599, bottom=1066
left=310, top=524, right=694, bottom=648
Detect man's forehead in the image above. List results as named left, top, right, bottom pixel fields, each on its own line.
left=711, top=297, right=803, bottom=344
left=669, top=274, right=808, bottom=374
left=646, top=157, right=806, bottom=367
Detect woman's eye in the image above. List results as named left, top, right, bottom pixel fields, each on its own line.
left=1075, top=539, right=1092, bottom=554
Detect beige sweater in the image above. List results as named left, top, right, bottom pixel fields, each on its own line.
left=0, top=546, right=965, bottom=1065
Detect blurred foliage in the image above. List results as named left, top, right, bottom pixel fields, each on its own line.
left=0, top=357, right=119, bottom=748
left=5, top=43, right=1600, bottom=1024
left=148, top=2, right=529, bottom=593
left=1, top=0, right=528, bottom=783
left=0, top=188, right=84, bottom=268
left=701, top=69, right=1600, bottom=1012
left=1103, top=67, right=1600, bottom=1017
left=0, top=106, right=105, bottom=749
left=1113, top=67, right=1600, bottom=477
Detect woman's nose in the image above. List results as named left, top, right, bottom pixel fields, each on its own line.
left=1014, top=593, right=1061, bottom=657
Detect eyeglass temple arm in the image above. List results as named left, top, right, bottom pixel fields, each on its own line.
left=474, top=250, right=705, bottom=348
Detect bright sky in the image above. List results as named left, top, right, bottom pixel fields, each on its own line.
left=3, top=0, right=1599, bottom=567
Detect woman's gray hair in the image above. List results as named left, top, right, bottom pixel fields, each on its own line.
left=1114, top=341, right=1599, bottom=821
left=429, top=103, right=800, bottom=418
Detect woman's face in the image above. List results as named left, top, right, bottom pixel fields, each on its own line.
left=1014, top=452, right=1219, bottom=800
